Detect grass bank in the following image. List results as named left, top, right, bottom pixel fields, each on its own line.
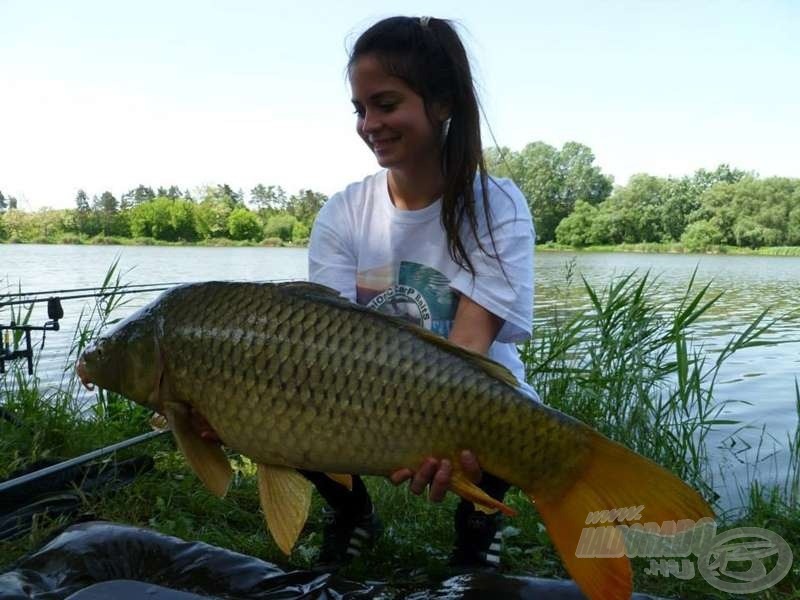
left=1, top=266, right=798, bottom=598
left=540, top=242, right=800, bottom=257
left=6, top=237, right=800, bottom=257
left=1, top=235, right=304, bottom=248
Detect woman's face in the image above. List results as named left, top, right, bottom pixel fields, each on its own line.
left=349, top=54, right=446, bottom=172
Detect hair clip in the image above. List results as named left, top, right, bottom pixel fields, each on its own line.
left=419, top=16, right=431, bottom=27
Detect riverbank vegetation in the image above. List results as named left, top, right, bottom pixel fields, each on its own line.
left=2, top=141, right=799, bottom=254
left=1, top=266, right=797, bottom=598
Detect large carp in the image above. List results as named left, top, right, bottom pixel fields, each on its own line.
left=77, top=281, right=713, bottom=600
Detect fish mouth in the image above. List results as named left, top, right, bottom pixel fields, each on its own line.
left=76, top=357, right=95, bottom=391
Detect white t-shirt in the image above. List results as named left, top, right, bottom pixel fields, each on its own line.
left=308, top=169, right=535, bottom=386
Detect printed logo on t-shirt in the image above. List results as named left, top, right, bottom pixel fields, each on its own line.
left=356, top=261, right=456, bottom=337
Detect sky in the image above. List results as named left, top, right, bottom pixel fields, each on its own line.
left=1, top=0, right=798, bottom=211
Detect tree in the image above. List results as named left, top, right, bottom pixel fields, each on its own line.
left=199, top=184, right=241, bottom=208
left=122, top=185, right=155, bottom=207
left=1, top=209, right=35, bottom=240
left=196, top=196, right=234, bottom=238
left=73, top=189, right=97, bottom=236
left=687, top=177, right=800, bottom=247
left=250, top=184, right=288, bottom=212
left=75, top=189, right=90, bottom=212
left=555, top=200, right=599, bottom=246
left=157, top=185, right=183, bottom=200
left=98, top=191, right=119, bottom=215
left=36, top=209, right=65, bottom=238
left=292, top=220, right=310, bottom=243
left=93, top=191, right=120, bottom=236
left=483, top=146, right=516, bottom=179
left=0, top=190, right=16, bottom=212
left=610, top=174, right=670, bottom=243
left=287, top=189, right=327, bottom=226
left=486, top=141, right=613, bottom=242
left=680, top=220, right=724, bottom=252
left=228, top=208, right=263, bottom=241
left=265, top=214, right=299, bottom=242
left=130, top=197, right=198, bottom=241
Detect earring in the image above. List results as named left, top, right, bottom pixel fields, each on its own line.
left=441, top=117, right=452, bottom=147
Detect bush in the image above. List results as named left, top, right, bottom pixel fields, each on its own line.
left=261, top=237, right=283, bottom=247
left=55, top=234, right=83, bottom=244
left=264, top=214, right=298, bottom=242
left=292, top=221, right=310, bottom=243
left=89, top=235, right=125, bottom=245
left=680, top=220, right=723, bottom=252
left=555, top=200, right=597, bottom=247
left=130, top=237, right=157, bottom=245
left=227, top=208, right=263, bottom=241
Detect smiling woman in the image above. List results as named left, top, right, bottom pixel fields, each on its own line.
left=350, top=57, right=448, bottom=194
left=304, top=15, right=537, bottom=571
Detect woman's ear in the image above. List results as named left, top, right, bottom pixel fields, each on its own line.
left=431, top=100, right=452, bottom=123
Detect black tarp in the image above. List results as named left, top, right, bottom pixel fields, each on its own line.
left=0, top=522, right=667, bottom=599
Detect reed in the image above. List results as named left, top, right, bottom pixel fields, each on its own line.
left=1, top=263, right=797, bottom=597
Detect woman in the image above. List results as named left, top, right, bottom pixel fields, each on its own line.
left=304, top=15, right=536, bottom=569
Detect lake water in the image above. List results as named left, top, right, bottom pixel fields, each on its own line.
left=2, top=244, right=798, bottom=507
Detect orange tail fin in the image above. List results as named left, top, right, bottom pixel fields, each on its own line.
left=529, top=430, right=714, bottom=600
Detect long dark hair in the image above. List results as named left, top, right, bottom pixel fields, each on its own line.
left=348, top=16, right=499, bottom=276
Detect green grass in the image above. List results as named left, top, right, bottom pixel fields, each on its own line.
left=1, top=265, right=798, bottom=598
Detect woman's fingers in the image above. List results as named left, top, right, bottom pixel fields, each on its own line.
left=409, top=458, right=439, bottom=495
left=459, top=449, right=482, bottom=483
left=390, top=468, right=414, bottom=485
left=389, top=450, right=482, bottom=502
left=428, top=459, right=452, bottom=502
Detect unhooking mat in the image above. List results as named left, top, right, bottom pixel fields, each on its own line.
left=0, top=521, right=669, bottom=599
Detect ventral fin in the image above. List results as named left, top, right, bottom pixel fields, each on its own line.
left=449, top=468, right=517, bottom=517
left=164, top=402, right=232, bottom=498
left=257, top=464, right=312, bottom=555
left=326, top=473, right=353, bottom=490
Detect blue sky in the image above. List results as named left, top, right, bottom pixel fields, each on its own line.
left=1, top=0, right=798, bottom=210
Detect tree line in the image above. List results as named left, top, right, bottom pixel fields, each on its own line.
left=0, top=184, right=326, bottom=245
left=486, top=142, right=799, bottom=250
left=2, top=141, right=799, bottom=250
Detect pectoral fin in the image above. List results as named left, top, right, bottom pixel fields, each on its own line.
left=257, top=464, right=312, bottom=555
left=326, top=473, right=353, bottom=490
left=164, top=402, right=232, bottom=498
left=449, top=470, right=517, bottom=517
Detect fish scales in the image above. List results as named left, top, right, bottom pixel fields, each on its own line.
left=77, top=281, right=716, bottom=599
left=149, top=282, right=585, bottom=491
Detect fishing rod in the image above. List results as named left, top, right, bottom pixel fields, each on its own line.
left=0, top=429, right=170, bottom=495
left=0, top=285, right=176, bottom=309
left=0, top=282, right=187, bottom=299
left=0, top=283, right=180, bottom=372
left=0, top=297, right=63, bottom=374
left=0, top=278, right=301, bottom=308
left=0, top=277, right=303, bottom=373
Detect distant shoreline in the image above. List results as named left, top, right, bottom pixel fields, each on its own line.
left=3, top=238, right=800, bottom=257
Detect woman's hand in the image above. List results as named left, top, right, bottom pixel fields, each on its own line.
left=389, top=450, right=482, bottom=502
left=191, top=409, right=222, bottom=443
